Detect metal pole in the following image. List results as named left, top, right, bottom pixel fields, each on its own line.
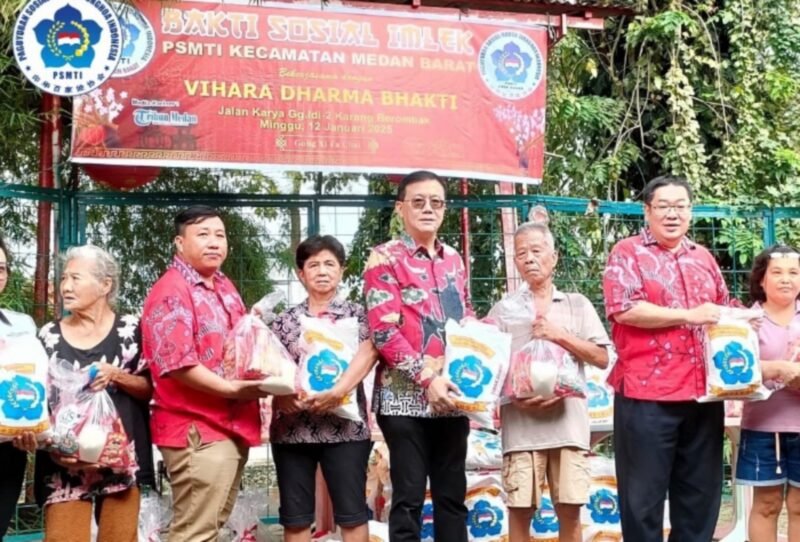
left=34, top=93, right=60, bottom=325
left=460, top=178, right=471, bottom=281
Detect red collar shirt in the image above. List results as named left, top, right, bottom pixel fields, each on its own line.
left=364, top=233, right=473, bottom=417
left=142, top=257, right=260, bottom=447
left=602, top=228, right=730, bottom=401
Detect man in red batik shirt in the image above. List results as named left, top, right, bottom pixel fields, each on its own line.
left=603, top=176, right=729, bottom=542
left=364, top=170, right=474, bottom=542
left=142, top=206, right=267, bottom=542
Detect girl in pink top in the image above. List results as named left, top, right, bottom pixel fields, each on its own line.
left=736, top=245, right=800, bottom=542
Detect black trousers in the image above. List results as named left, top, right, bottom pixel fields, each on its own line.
left=0, top=443, right=27, bottom=540
left=614, top=395, right=724, bottom=542
left=377, top=415, right=469, bottom=542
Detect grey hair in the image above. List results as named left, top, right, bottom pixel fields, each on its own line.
left=62, top=245, right=120, bottom=307
left=513, top=222, right=556, bottom=251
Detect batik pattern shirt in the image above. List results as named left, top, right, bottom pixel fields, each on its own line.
left=142, top=256, right=260, bottom=447
left=269, top=298, right=371, bottom=444
left=602, top=228, right=729, bottom=401
left=364, top=233, right=473, bottom=417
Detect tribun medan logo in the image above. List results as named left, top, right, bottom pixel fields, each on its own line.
left=14, top=0, right=122, bottom=96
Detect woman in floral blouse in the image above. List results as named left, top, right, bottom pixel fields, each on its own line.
left=16, top=245, right=153, bottom=542
left=271, top=235, right=378, bottom=542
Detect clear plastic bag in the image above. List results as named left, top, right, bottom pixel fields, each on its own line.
left=49, top=360, right=135, bottom=470
left=505, top=339, right=585, bottom=400
left=138, top=493, right=171, bottom=542
left=222, top=293, right=296, bottom=395
left=297, top=315, right=360, bottom=422
left=0, top=334, right=50, bottom=442
left=225, top=488, right=267, bottom=542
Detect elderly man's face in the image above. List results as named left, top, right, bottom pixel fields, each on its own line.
left=175, top=216, right=228, bottom=277
left=514, top=228, right=557, bottom=287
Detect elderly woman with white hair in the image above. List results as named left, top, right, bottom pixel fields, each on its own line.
left=15, top=245, right=153, bottom=542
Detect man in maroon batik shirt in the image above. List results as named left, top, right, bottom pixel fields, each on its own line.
left=364, top=170, right=474, bottom=542
left=603, top=176, right=729, bottom=542
left=142, top=206, right=267, bottom=542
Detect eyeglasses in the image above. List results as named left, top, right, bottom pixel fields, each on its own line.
left=404, top=196, right=446, bottom=210
left=770, top=252, right=800, bottom=259
left=650, top=203, right=692, bottom=215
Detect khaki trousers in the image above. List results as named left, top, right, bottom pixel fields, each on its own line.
left=160, top=426, right=249, bottom=542
left=43, top=486, right=140, bottom=542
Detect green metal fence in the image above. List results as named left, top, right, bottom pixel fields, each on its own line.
left=2, top=180, right=800, bottom=537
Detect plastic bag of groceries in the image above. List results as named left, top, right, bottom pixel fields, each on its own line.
left=505, top=339, right=585, bottom=400
left=699, top=307, right=769, bottom=402
left=49, top=361, right=135, bottom=470
left=222, top=292, right=296, bottom=395
left=138, top=493, right=172, bottom=542
left=444, top=319, right=511, bottom=428
left=0, top=334, right=50, bottom=442
left=465, top=428, right=502, bottom=471
left=585, top=365, right=614, bottom=430
left=298, top=315, right=361, bottom=421
left=366, top=442, right=392, bottom=522
left=225, top=488, right=268, bottom=542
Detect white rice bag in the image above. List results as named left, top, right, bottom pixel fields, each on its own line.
left=444, top=319, right=511, bottom=428
left=531, top=487, right=559, bottom=541
left=581, top=455, right=621, bottom=539
left=585, top=365, right=614, bottom=430
left=0, top=334, right=50, bottom=441
left=700, top=307, right=769, bottom=402
left=298, top=315, right=361, bottom=422
left=465, top=428, right=502, bottom=471
left=224, top=488, right=268, bottom=542
left=465, top=473, right=508, bottom=541
left=368, top=521, right=390, bottom=541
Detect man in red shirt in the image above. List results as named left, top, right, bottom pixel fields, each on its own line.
left=602, top=176, right=728, bottom=542
left=141, top=206, right=267, bottom=542
left=364, top=170, right=473, bottom=542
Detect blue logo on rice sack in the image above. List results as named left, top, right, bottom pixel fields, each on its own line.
left=14, top=0, right=122, bottom=96
left=474, top=430, right=501, bottom=450
left=449, top=355, right=492, bottom=398
left=532, top=496, right=559, bottom=533
left=0, top=375, right=46, bottom=421
left=420, top=502, right=434, bottom=540
left=478, top=30, right=544, bottom=100
left=112, top=2, right=155, bottom=78
left=587, top=488, right=620, bottom=524
left=468, top=499, right=504, bottom=537
left=713, top=341, right=755, bottom=385
left=307, top=349, right=347, bottom=391
left=587, top=380, right=610, bottom=408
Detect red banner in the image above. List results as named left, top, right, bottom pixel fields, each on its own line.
left=70, top=0, right=548, bottom=183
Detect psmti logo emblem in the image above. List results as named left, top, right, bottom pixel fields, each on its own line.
left=478, top=30, right=544, bottom=100
left=112, top=2, right=154, bottom=78
left=13, top=0, right=122, bottom=96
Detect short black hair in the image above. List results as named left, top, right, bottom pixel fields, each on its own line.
left=0, top=236, right=9, bottom=270
left=749, top=244, right=800, bottom=303
left=174, top=205, right=223, bottom=236
left=396, top=170, right=446, bottom=201
left=640, top=175, right=693, bottom=205
left=295, top=235, right=346, bottom=269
